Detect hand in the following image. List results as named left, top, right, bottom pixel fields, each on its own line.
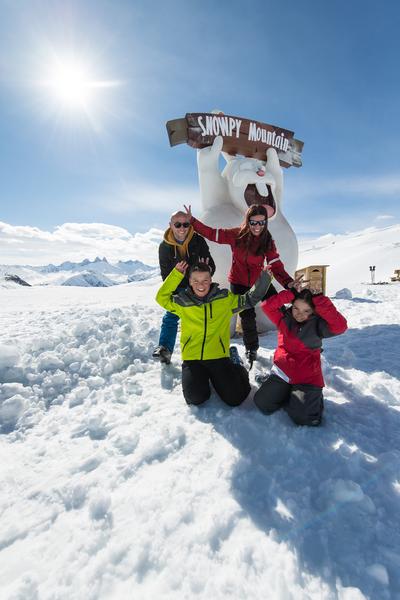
left=264, top=147, right=283, bottom=205
left=197, top=135, right=223, bottom=170
left=183, top=204, right=192, bottom=220
left=175, top=261, right=188, bottom=274
left=288, top=275, right=308, bottom=292
left=308, top=285, right=323, bottom=295
left=198, top=257, right=210, bottom=265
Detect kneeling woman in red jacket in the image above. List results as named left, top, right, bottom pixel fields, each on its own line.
left=254, top=288, right=347, bottom=426
left=184, top=203, right=299, bottom=365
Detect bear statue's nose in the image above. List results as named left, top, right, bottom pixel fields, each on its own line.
left=256, top=169, right=265, bottom=177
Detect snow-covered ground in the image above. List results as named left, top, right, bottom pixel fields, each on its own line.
left=1, top=237, right=400, bottom=599
left=298, top=224, right=400, bottom=294
left=0, top=283, right=399, bottom=599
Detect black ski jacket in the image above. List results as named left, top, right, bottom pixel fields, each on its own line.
left=159, top=228, right=215, bottom=289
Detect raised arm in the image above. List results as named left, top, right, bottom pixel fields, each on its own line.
left=190, top=216, right=238, bottom=246
left=260, top=289, right=295, bottom=326
left=155, top=266, right=186, bottom=313
left=184, top=205, right=237, bottom=245
left=266, top=241, right=294, bottom=289
left=312, top=295, right=348, bottom=337
left=232, top=269, right=273, bottom=313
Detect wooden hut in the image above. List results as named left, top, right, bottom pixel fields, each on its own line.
left=390, top=269, right=400, bottom=282
left=294, top=265, right=329, bottom=294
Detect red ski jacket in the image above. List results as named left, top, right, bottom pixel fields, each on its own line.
left=191, top=217, right=293, bottom=288
left=261, top=290, right=348, bottom=387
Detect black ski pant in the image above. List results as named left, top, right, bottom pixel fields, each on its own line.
left=182, top=358, right=251, bottom=407
left=230, top=283, right=277, bottom=352
left=254, top=374, right=323, bottom=426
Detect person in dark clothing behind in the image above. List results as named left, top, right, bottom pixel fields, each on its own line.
left=152, top=210, right=215, bottom=364
left=156, top=261, right=272, bottom=406
left=254, top=287, right=347, bottom=426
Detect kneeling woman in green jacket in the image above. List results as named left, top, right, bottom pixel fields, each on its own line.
left=156, top=261, right=271, bottom=406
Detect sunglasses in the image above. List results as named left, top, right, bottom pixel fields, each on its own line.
left=173, top=222, right=190, bottom=229
left=249, top=219, right=267, bottom=227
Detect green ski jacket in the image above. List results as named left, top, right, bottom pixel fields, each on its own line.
left=156, top=268, right=271, bottom=361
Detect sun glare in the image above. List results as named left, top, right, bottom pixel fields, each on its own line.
left=47, top=60, right=92, bottom=108
left=38, top=53, right=121, bottom=117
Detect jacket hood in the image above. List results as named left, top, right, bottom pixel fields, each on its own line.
left=163, top=226, right=195, bottom=260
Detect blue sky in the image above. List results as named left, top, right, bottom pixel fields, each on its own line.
left=1, top=0, right=400, bottom=239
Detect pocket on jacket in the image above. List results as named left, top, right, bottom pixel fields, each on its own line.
left=182, top=336, right=192, bottom=351
left=219, top=337, right=226, bottom=353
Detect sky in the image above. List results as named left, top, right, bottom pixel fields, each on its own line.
left=1, top=0, right=400, bottom=263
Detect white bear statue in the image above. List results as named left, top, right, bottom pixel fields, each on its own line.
left=196, top=135, right=298, bottom=332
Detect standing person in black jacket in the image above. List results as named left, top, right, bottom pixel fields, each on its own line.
left=152, top=210, right=215, bottom=364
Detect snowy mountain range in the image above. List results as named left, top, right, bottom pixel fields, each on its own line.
left=0, top=256, right=158, bottom=288
left=1, top=223, right=399, bottom=292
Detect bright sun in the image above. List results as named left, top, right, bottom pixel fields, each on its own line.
left=39, top=54, right=120, bottom=115
left=47, top=60, right=93, bottom=108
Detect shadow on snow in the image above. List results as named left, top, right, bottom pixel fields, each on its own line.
left=323, top=324, right=400, bottom=380
left=193, top=382, right=400, bottom=598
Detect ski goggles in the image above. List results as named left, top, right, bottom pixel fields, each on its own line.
left=172, top=222, right=191, bottom=229
left=249, top=219, right=267, bottom=227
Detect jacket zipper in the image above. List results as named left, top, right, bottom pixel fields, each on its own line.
left=200, top=305, right=208, bottom=360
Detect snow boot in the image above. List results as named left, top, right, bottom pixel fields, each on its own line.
left=255, top=372, right=269, bottom=385
left=229, top=346, right=244, bottom=366
left=152, top=345, right=172, bottom=365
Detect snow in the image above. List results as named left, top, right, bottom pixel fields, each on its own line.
left=62, top=271, right=117, bottom=288
left=0, top=345, right=20, bottom=369
left=0, top=228, right=400, bottom=599
left=334, top=288, right=353, bottom=300
left=298, top=223, right=400, bottom=294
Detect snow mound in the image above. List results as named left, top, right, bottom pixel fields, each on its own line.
left=334, top=288, right=353, bottom=300
left=0, top=344, right=20, bottom=369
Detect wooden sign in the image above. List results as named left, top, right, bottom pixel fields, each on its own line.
left=166, top=112, right=304, bottom=168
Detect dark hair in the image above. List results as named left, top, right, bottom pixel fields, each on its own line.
left=236, top=204, right=272, bottom=255
left=188, top=262, right=212, bottom=278
left=293, top=289, right=315, bottom=310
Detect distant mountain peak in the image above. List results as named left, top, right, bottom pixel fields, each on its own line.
left=4, top=274, right=31, bottom=286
